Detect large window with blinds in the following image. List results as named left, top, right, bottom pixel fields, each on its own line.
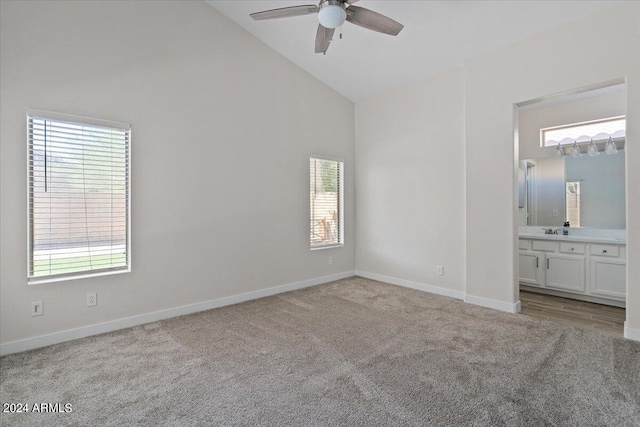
left=28, top=111, right=130, bottom=283
left=310, top=157, right=343, bottom=249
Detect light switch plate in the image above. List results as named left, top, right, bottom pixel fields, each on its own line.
left=31, top=301, right=43, bottom=316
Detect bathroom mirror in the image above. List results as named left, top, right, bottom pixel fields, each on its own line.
left=519, top=151, right=626, bottom=229
left=517, top=83, right=626, bottom=230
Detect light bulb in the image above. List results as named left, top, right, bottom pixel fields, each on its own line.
left=554, top=143, right=564, bottom=159
left=570, top=141, right=581, bottom=158
left=587, top=139, right=599, bottom=156
left=604, top=137, right=618, bottom=155
left=318, top=3, right=346, bottom=29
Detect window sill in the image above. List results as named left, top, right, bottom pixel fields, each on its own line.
left=28, top=268, right=130, bottom=286
left=310, top=244, right=344, bottom=251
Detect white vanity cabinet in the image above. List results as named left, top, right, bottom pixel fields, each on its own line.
left=518, top=252, right=543, bottom=286
left=545, top=253, right=586, bottom=293
left=518, top=237, right=625, bottom=305
left=589, top=247, right=626, bottom=300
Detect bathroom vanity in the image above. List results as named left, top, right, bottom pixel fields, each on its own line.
left=519, top=233, right=626, bottom=307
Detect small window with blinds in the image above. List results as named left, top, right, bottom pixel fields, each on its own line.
left=28, top=110, right=130, bottom=283
left=310, top=157, right=343, bottom=249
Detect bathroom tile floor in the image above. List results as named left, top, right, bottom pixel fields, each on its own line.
left=519, top=290, right=625, bottom=337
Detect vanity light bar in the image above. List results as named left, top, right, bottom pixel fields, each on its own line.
left=554, top=137, right=621, bottom=158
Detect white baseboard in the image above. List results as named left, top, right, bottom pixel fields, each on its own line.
left=356, top=271, right=523, bottom=315
left=464, top=294, right=521, bottom=314
left=354, top=270, right=465, bottom=300
left=0, top=271, right=355, bottom=357
left=624, top=322, right=640, bottom=342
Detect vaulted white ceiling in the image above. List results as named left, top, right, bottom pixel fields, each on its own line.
left=207, top=1, right=619, bottom=102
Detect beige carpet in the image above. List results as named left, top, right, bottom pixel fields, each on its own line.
left=1, top=276, right=639, bottom=426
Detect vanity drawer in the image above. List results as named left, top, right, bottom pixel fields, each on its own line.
left=559, top=242, right=585, bottom=254
left=532, top=240, right=558, bottom=252
left=519, top=239, right=531, bottom=250
left=590, top=244, right=620, bottom=257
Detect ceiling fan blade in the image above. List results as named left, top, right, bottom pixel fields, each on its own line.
left=346, top=6, right=404, bottom=36
left=315, top=24, right=335, bottom=54
left=250, top=5, right=318, bottom=21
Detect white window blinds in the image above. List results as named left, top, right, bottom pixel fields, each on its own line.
left=310, top=157, right=343, bottom=248
left=28, top=111, right=130, bottom=282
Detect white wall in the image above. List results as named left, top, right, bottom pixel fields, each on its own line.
left=353, top=3, right=639, bottom=337
left=0, top=1, right=355, bottom=346
left=465, top=2, right=640, bottom=334
left=355, top=68, right=466, bottom=294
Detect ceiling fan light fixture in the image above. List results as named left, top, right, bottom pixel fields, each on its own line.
left=249, top=1, right=404, bottom=55
left=318, top=1, right=346, bottom=29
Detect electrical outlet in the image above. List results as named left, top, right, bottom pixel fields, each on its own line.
left=436, top=265, right=444, bottom=276
left=328, top=256, right=333, bottom=265
left=87, top=292, right=97, bottom=307
left=31, top=301, right=43, bottom=317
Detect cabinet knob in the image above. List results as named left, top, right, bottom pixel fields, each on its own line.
left=570, top=247, right=574, bottom=251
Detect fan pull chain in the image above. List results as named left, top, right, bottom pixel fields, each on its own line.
left=340, top=24, right=343, bottom=40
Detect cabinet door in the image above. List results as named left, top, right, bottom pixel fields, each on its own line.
left=589, top=258, right=626, bottom=300
left=519, top=252, right=543, bottom=287
left=546, top=254, right=585, bottom=293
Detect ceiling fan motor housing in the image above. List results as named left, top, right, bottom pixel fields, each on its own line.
left=318, top=0, right=347, bottom=29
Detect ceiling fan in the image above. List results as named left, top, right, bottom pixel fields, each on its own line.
left=250, top=0, right=404, bottom=55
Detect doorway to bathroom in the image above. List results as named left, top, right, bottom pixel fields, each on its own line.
left=514, top=81, right=627, bottom=336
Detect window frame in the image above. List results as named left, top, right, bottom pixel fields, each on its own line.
left=309, top=155, right=344, bottom=250
left=565, top=181, right=581, bottom=228
left=26, top=109, right=132, bottom=285
left=540, top=115, right=626, bottom=148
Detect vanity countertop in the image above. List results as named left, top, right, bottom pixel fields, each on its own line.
left=519, top=233, right=626, bottom=245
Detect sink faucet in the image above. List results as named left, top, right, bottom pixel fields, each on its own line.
left=542, top=228, right=562, bottom=235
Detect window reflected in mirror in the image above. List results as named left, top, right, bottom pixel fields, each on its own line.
left=566, top=181, right=580, bottom=227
